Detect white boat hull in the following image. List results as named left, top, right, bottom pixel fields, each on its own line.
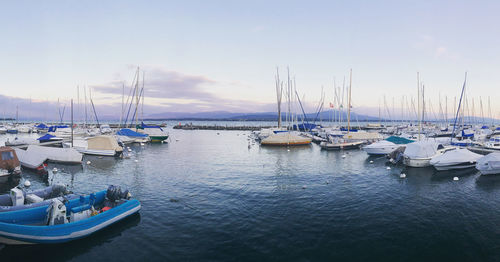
left=404, top=157, right=431, bottom=168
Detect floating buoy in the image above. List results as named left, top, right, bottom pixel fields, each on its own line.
left=386, top=167, right=391, bottom=170
left=140, top=143, right=145, bottom=146
left=302, top=185, right=307, bottom=189
left=52, top=167, right=58, bottom=173
left=24, top=180, right=31, bottom=187
left=134, top=159, right=139, bottom=163
left=128, top=148, right=132, bottom=152
left=400, top=173, right=406, bottom=178
left=86, top=161, right=91, bottom=165
left=287, top=149, right=290, bottom=152
left=342, top=154, right=346, bottom=158
left=127, top=146, right=131, bottom=149
left=453, top=177, right=459, bottom=181
left=369, top=160, right=374, bottom=163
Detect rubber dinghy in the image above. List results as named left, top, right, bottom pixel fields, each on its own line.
left=0, top=184, right=76, bottom=213
left=0, top=186, right=141, bottom=244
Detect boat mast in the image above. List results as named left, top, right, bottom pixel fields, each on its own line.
left=275, top=67, right=282, bottom=128
left=135, top=67, right=140, bottom=130
left=347, top=69, right=352, bottom=133
left=417, top=72, right=421, bottom=141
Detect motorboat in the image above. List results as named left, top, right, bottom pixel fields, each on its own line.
left=0, top=186, right=140, bottom=244
left=0, top=185, right=76, bottom=212
left=430, top=148, right=482, bottom=171
left=476, top=153, right=500, bottom=175
left=363, top=136, right=414, bottom=155
left=403, top=140, right=453, bottom=168
left=99, top=124, right=113, bottom=134
left=484, top=135, right=500, bottom=150
left=0, top=147, right=21, bottom=179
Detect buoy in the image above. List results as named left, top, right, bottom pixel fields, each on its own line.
left=86, top=161, right=91, bottom=165
left=302, top=185, right=307, bottom=189
left=141, top=143, right=145, bottom=146
left=342, top=154, right=346, bottom=158
left=369, top=160, right=374, bottom=163
left=287, top=149, right=290, bottom=152
left=24, top=180, right=31, bottom=187
left=52, top=167, right=58, bottom=173
left=453, top=177, right=459, bottom=181
left=127, top=146, right=131, bottom=149
left=386, top=167, right=391, bottom=170
left=400, top=173, right=406, bottom=178
left=128, top=148, right=132, bottom=152
left=134, top=160, right=139, bottom=163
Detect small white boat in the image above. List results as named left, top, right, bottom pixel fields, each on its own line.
left=363, top=136, right=414, bottom=155
left=99, top=124, right=113, bottom=134
left=484, top=136, right=500, bottom=150
left=476, top=153, right=500, bottom=175
left=430, top=148, right=482, bottom=171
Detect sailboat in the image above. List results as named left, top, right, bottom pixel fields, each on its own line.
left=320, top=69, right=363, bottom=150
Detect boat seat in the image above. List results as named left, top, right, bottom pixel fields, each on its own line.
left=71, top=204, right=91, bottom=214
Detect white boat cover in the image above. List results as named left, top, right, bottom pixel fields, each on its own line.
left=26, top=145, right=82, bottom=164
left=476, top=153, right=500, bottom=172
left=430, top=148, right=482, bottom=166
left=14, top=148, right=46, bottom=169
left=14, top=145, right=82, bottom=168
left=404, top=140, right=440, bottom=159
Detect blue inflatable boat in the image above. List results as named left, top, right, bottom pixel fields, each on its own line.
left=0, top=186, right=141, bottom=244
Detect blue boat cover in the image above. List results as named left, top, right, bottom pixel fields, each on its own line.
left=36, top=123, right=48, bottom=129
left=385, top=136, right=414, bottom=144
left=37, top=134, right=56, bottom=141
left=48, top=125, right=69, bottom=132
left=482, top=125, right=489, bottom=129
left=116, top=128, right=148, bottom=137
left=461, top=130, right=474, bottom=138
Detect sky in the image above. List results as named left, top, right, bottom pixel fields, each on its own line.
left=1, top=0, right=500, bottom=120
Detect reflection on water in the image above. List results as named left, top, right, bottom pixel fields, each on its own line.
left=2, top=129, right=500, bottom=261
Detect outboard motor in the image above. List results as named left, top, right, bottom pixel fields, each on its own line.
left=48, top=184, right=71, bottom=198
left=388, top=146, right=405, bottom=164
left=46, top=199, right=67, bottom=225
left=105, top=185, right=131, bottom=208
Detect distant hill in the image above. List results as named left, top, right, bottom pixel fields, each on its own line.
left=145, top=110, right=381, bottom=122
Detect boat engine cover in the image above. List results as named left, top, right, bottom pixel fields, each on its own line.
left=10, top=187, right=24, bottom=206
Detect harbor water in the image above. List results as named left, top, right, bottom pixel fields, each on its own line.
left=2, top=123, right=500, bottom=261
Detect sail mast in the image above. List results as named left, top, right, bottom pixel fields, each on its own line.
left=347, top=69, right=352, bottom=133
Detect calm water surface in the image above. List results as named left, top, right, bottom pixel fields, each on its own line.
left=1, top=127, right=500, bottom=261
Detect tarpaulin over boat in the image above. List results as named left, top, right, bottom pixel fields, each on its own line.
left=87, top=136, right=122, bottom=151
left=385, top=136, right=414, bottom=144
left=404, top=140, right=440, bottom=159
left=430, top=148, right=481, bottom=166
left=36, top=123, right=48, bottom=129
left=37, top=134, right=56, bottom=141
left=116, top=128, right=148, bottom=137
left=48, top=125, right=69, bottom=132
left=476, top=153, right=500, bottom=173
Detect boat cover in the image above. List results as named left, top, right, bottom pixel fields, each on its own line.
left=116, top=128, right=148, bottom=137
left=386, top=136, right=414, bottom=144
left=87, top=136, right=122, bottom=151
left=404, top=140, right=440, bottom=159
left=37, top=134, right=56, bottom=141
left=36, top=123, right=48, bottom=129
left=430, top=148, right=482, bottom=166
left=476, top=153, right=500, bottom=171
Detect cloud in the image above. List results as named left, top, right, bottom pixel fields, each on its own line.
left=92, top=68, right=218, bottom=102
